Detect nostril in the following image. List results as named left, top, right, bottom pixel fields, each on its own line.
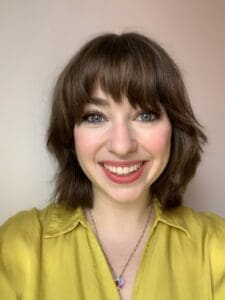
left=107, top=139, right=137, bottom=155
left=106, top=124, right=138, bottom=155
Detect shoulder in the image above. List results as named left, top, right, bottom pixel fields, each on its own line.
left=170, top=206, right=225, bottom=262
left=0, top=204, right=53, bottom=242
left=166, top=205, right=225, bottom=296
left=0, top=202, right=83, bottom=252
left=1, top=208, right=41, bottom=239
left=0, top=204, right=56, bottom=265
left=0, top=204, right=60, bottom=290
left=169, top=205, right=225, bottom=242
left=175, top=205, right=225, bottom=237
left=0, top=204, right=66, bottom=295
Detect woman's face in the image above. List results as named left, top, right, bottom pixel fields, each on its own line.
left=73, top=86, right=172, bottom=205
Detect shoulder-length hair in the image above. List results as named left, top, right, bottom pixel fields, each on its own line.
left=47, top=32, right=207, bottom=210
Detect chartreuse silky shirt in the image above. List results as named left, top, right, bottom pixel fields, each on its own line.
left=1, top=198, right=225, bottom=300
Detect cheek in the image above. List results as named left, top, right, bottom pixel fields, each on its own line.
left=73, top=128, right=99, bottom=160
left=143, top=124, right=172, bottom=156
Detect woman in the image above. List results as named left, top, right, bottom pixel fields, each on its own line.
left=1, top=32, right=225, bottom=300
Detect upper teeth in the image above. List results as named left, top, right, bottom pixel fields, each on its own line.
left=103, top=163, right=142, bottom=175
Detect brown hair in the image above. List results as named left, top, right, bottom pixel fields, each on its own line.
left=47, top=32, right=207, bottom=210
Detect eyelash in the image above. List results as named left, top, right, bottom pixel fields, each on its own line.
left=81, top=110, right=160, bottom=124
left=82, top=111, right=106, bottom=123
left=135, top=111, right=160, bottom=122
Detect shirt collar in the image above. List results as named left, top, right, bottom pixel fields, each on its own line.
left=44, top=203, right=88, bottom=238
left=43, top=197, right=190, bottom=239
left=153, top=198, right=191, bottom=238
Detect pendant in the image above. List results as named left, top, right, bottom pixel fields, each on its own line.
left=114, top=275, right=125, bottom=289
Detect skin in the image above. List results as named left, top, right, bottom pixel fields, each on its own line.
left=73, top=86, right=172, bottom=299
left=74, top=86, right=172, bottom=222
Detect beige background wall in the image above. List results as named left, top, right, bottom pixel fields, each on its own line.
left=1, top=0, right=225, bottom=223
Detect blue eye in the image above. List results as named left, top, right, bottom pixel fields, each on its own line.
left=82, top=112, right=105, bottom=123
left=136, top=111, right=158, bottom=122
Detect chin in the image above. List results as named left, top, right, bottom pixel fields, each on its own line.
left=107, top=188, right=150, bottom=205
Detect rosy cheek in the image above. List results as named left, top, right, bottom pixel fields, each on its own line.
left=75, top=131, right=90, bottom=147
left=143, top=125, right=172, bottom=155
left=74, top=128, right=99, bottom=156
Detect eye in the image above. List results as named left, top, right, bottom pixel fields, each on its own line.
left=135, top=111, right=159, bottom=122
left=82, top=111, right=105, bottom=123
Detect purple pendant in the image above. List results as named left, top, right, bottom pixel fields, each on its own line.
left=115, top=276, right=125, bottom=289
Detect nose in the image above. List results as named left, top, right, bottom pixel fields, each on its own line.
left=107, top=122, right=137, bottom=157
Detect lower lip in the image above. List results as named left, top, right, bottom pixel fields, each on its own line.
left=101, top=162, right=146, bottom=184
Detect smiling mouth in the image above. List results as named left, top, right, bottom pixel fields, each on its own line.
left=100, top=161, right=146, bottom=184
left=100, top=161, right=146, bottom=176
left=102, top=162, right=143, bottom=176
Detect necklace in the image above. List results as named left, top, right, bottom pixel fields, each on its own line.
left=88, top=204, right=153, bottom=289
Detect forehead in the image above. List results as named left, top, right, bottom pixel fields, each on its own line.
left=91, top=86, right=120, bottom=104
left=88, top=86, right=137, bottom=110
left=88, top=85, right=163, bottom=112
left=91, top=86, right=111, bottom=103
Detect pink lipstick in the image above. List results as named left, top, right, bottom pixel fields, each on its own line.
left=100, top=160, right=146, bottom=184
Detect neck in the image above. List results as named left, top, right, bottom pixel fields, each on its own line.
left=89, top=192, right=153, bottom=235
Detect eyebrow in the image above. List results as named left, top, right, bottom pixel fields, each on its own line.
left=88, top=97, right=110, bottom=107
